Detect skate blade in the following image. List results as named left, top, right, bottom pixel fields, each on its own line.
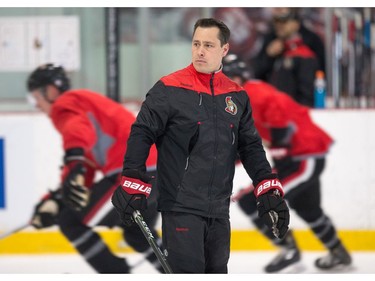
left=281, top=261, right=305, bottom=274
left=316, top=263, right=355, bottom=273
left=267, top=261, right=305, bottom=274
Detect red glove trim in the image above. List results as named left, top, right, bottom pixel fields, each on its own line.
left=120, top=176, right=152, bottom=198
left=254, top=178, right=284, bottom=198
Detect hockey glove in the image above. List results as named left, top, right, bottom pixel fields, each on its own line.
left=31, top=189, right=63, bottom=229
left=254, top=175, right=290, bottom=239
left=111, top=169, right=153, bottom=226
left=62, top=162, right=90, bottom=211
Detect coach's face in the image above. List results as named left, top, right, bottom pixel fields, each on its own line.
left=192, top=26, right=229, bottom=74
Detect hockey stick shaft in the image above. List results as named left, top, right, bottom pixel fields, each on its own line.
left=0, top=223, right=30, bottom=240
left=132, top=210, right=173, bottom=273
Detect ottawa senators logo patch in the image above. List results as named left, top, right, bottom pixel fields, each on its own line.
left=224, top=96, right=238, bottom=115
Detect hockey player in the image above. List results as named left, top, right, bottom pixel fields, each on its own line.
left=111, top=18, right=290, bottom=273
left=223, top=54, right=352, bottom=272
left=26, top=63, right=163, bottom=273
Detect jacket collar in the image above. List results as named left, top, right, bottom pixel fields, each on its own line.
left=187, top=63, right=224, bottom=82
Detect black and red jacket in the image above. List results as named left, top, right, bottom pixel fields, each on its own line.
left=254, top=24, right=326, bottom=79
left=268, top=37, right=319, bottom=107
left=123, top=63, right=273, bottom=218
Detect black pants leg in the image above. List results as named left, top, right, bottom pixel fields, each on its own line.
left=161, top=211, right=230, bottom=273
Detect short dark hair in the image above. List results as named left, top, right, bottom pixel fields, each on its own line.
left=273, top=8, right=301, bottom=23
left=193, top=18, right=230, bottom=46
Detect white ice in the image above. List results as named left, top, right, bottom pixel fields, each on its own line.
left=0, top=251, right=374, bottom=280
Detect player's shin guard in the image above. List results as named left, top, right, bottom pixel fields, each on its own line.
left=67, top=228, right=130, bottom=273
left=84, top=246, right=131, bottom=273
left=309, top=214, right=352, bottom=269
left=308, top=214, right=352, bottom=270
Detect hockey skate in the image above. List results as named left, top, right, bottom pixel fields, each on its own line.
left=265, top=247, right=301, bottom=273
left=315, top=244, right=352, bottom=270
left=265, top=230, right=301, bottom=273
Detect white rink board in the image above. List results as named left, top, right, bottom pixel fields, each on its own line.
left=0, top=109, right=374, bottom=231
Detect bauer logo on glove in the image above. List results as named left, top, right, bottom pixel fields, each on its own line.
left=121, top=177, right=152, bottom=197
left=111, top=169, right=153, bottom=226
left=255, top=179, right=283, bottom=197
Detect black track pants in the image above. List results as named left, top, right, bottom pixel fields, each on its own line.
left=161, top=211, right=230, bottom=273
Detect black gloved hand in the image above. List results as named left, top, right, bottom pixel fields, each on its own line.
left=62, top=162, right=90, bottom=211
left=254, top=176, right=290, bottom=239
left=31, top=189, right=63, bottom=229
left=256, top=189, right=290, bottom=239
left=111, top=169, right=153, bottom=226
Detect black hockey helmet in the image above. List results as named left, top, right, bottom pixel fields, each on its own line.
left=27, top=63, right=71, bottom=93
left=222, top=54, right=251, bottom=81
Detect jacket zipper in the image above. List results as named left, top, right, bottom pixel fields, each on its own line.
left=185, top=156, right=189, bottom=170
left=208, top=73, right=218, bottom=213
left=188, top=93, right=201, bottom=172
left=231, top=124, right=235, bottom=145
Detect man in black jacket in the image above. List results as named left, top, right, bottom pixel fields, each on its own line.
left=111, top=18, right=290, bottom=273
left=253, top=8, right=324, bottom=107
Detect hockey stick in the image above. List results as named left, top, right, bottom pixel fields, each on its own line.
left=132, top=210, right=173, bottom=273
left=0, top=223, right=30, bottom=240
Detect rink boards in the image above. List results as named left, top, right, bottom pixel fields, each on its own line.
left=1, top=109, right=375, bottom=255
left=1, top=228, right=375, bottom=254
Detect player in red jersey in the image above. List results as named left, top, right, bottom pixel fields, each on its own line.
left=224, top=54, right=352, bottom=272
left=26, top=63, right=163, bottom=273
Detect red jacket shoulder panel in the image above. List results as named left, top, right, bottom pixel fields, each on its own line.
left=161, top=64, right=243, bottom=95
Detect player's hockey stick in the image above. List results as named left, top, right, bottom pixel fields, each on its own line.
left=132, top=210, right=173, bottom=273
left=0, top=223, right=30, bottom=240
